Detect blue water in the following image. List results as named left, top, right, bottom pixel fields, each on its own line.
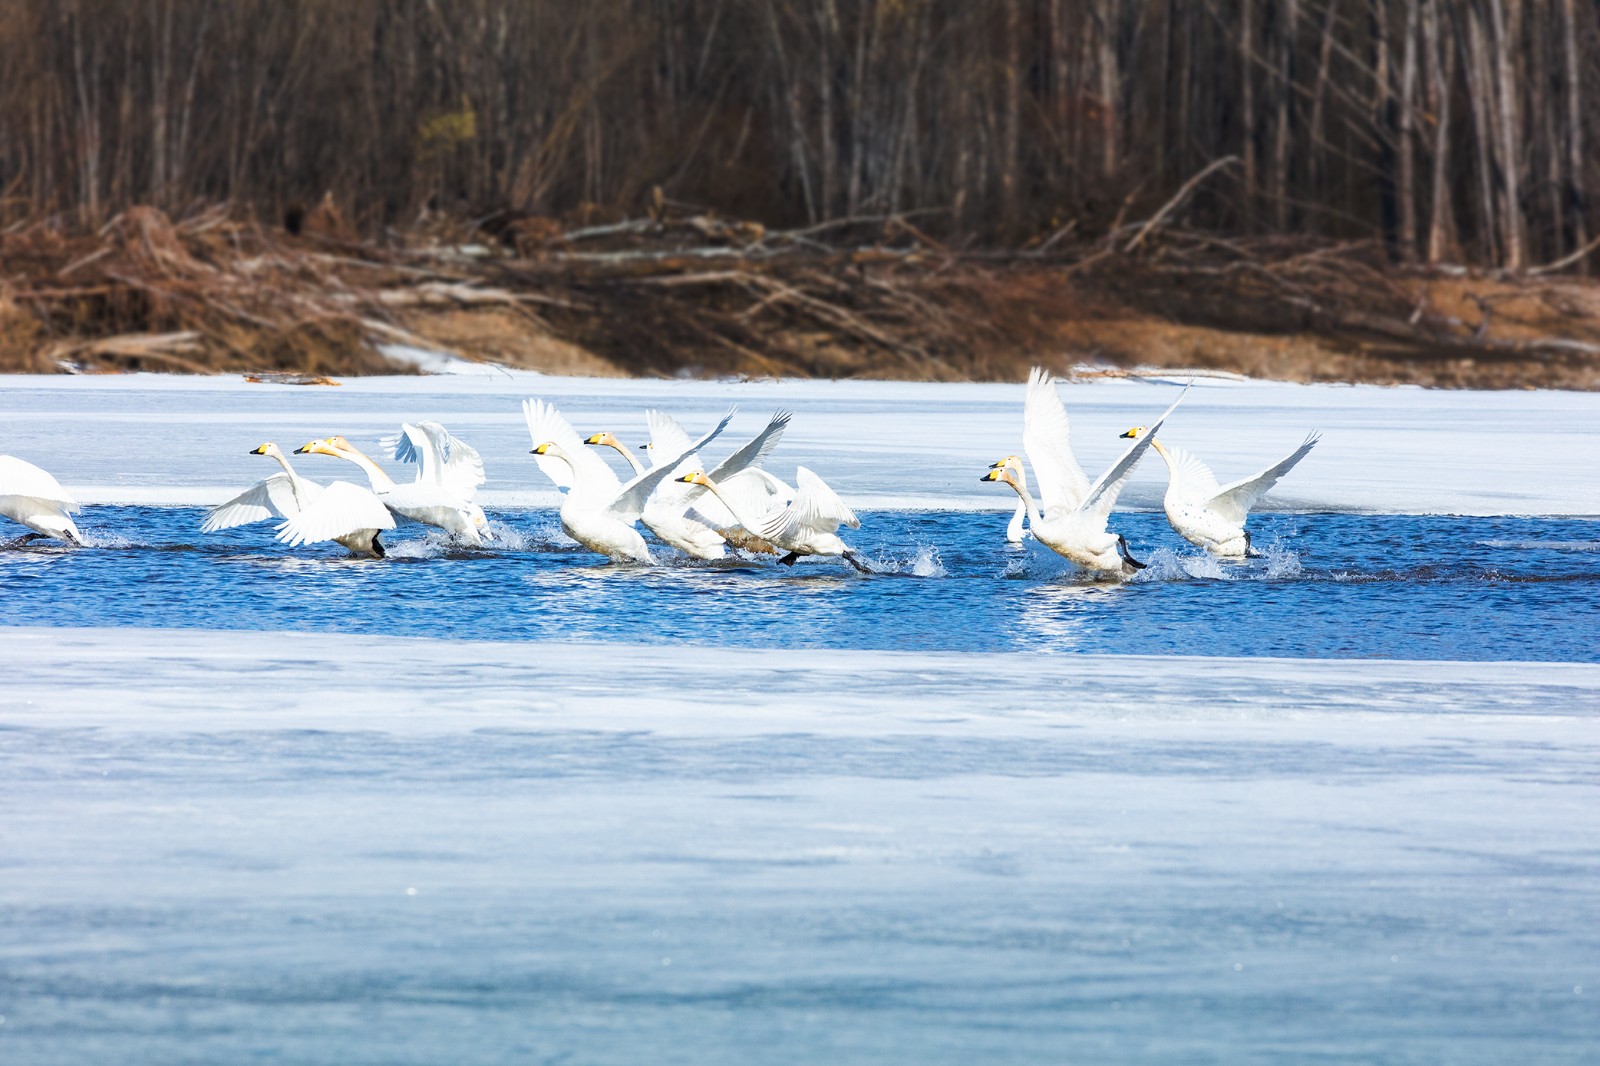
left=3, top=507, right=1597, bottom=660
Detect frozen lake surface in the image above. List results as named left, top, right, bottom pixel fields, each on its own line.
left=1, top=627, right=1597, bottom=1065
left=3, top=506, right=1598, bottom=661
left=2, top=373, right=1597, bottom=1062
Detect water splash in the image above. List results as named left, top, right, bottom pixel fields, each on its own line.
left=873, top=543, right=948, bottom=577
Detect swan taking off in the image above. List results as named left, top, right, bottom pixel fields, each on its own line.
left=290, top=435, right=489, bottom=547
left=0, top=454, right=81, bottom=545
left=677, top=466, right=867, bottom=572
left=524, top=398, right=713, bottom=563
left=1118, top=428, right=1320, bottom=556
left=582, top=407, right=735, bottom=559
left=982, top=369, right=1188, bottom=577
left=203, top=442, right=392, bottom=556
left=586, top=409, right=791, bottom=558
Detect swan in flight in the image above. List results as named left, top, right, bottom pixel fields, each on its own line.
left=290, top=435, right=490, bottom=547
left=586, top=409, right=791, bottom=558
left=677, top=466, right=867, bottom=572
left=0, top=454, right=81, bottom=545
left=982, top=370, right=1187, bottom=576
left=203, top=442, right=392, bottom=556
left=1118, top=427, right=1320, bottom=556
left=524, top=398, right=719, bottom=563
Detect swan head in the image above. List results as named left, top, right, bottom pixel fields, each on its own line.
left=250, top=442, right=281, bottom=457
left=295, top=435, right=358, bottom=457
left=676, top=471, right=712, bottom=487
left=531, top=441, right=556, bottom=456
left=989, top=454, right=1021, bottom=470
left=1119, top=426, right=1148, bottom=440
left=980, top=466, right=1020, bottom=490
left=584, top=431, right=622, bottom=449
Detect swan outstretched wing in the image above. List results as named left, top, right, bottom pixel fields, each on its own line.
left=685, top=411, right=792, bottom=524
left=1208, top=432, right=1320, bottom=523
left=643, top=407, right=735, bottom=511
left=522, top=398, right=621, bottom=507
left=276, top=481, right=395, bottom=546
left=760, top=466, right=858, bottom=542
left=0, top=456, right=78, bottom=509
left=604, top=453, right=700, bottom=522
left=1022, top=367, right=1091, bottom=511
left=1076, top=384, right=1190, bottom=520
left=385, top=421, right=486, bottom=501
left=202, top=473, right=315, bottom=532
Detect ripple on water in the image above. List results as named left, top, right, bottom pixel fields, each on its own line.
left=2, top=507, right=1597, bottom=661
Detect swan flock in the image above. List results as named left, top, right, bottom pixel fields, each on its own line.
left=5, top=369, right=1319, bottom=576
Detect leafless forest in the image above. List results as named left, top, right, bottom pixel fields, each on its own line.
left=1, top=0, right=1598, bottom=384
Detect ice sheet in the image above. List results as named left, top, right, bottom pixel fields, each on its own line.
left=3, top=370, right=1596, bottom=515
left=1, top=627, right=1597, bottom=1063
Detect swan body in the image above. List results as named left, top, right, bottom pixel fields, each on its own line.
left=0, top=454, right=81, bottom=544
left=202, top=443, right=390, bottom=556
left=984, top=370, right=1188, bottom=577
left=679, top=466, right=866, bottom=571
left=293, top=435, right=488, bottom=546
left=1120, top=429, right=1320, bottom=556
left=524, top=398, right=702, bottom=563
left=588, top=409, right=791, bottom=558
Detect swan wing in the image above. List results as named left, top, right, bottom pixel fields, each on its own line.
left=385, top=421, right=487, bottom=500
left=277, top=481, right=395, bottom=546
left=201, top=473, right=317, bottom=532
left=0, top=455, right=78, bottom=509
left=603, top=453, right=698, bottom=522
left=1208, top=432, right=1320, bottom=524
left=692, top=468, right=790, bottom=528
left=644, top=407, right=736, bottom=510
left=707, top=410, right=791, bottom=482
left=1022, top=367, right=1091, bottom=511
left=1076, top=384, right=1190, bottom=520
left=760, top=466, right=858, bottom=541
left=522, top=398, right=621, bottom=507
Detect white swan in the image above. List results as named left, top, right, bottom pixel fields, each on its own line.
left=523, top=398, right=711, bottom=563
left=1118, top=428, right=1320, bottom=556
left=582, top=408, right=734, bottom=559
left=290, top=435, right=489, bottom=547
left=0, top=454, right=81, bottom=545
left=203, top=442, right=392, bottom=556
left=982, top=372, right=1187, bottom=576
left=677, top=466, right=867, bottom=571
left=586, top=409, right=791, bottom=558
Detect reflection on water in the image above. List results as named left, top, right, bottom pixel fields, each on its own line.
left=1, top=507, right=1597, bottom=661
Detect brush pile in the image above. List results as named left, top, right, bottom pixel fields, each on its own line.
left=2, top=202, right=1597, bottom=386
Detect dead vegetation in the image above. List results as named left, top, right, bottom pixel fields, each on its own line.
left=2, top=202, right=1597, bottom=388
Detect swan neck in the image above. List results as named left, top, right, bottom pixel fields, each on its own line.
left=338, top=446, right=396, bottom=492
left=700, top=476, right=759, bottom=529
left=606, top=441, right=645, bottom=476
left=1009, top=476, right=1044, bottom=524
left=269, top=449, right=313, bottom=508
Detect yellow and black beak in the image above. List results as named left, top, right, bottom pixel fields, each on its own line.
left=531, top=442, right=552, bottom=455
left=676, top=472, right=699, bottom=484
left=980, top=469, right=1003, bottom=483
left=292, top=441, right=315, bottom=454
left=584, top=433, right=605, bottom=446
left=249, top=444, right=270, bottom=455
left=1119, top=428, right=1142, bottom=439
